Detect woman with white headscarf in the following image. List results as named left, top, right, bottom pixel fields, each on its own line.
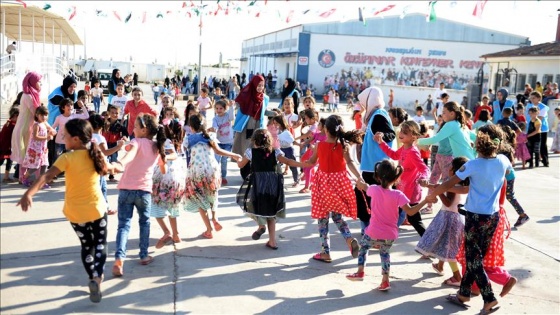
left=355, top=87, right=396, bottom=230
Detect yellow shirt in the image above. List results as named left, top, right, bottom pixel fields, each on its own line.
left=53, top=150, right=106, bottom=223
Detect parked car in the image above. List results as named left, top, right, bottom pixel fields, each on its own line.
left=96, top=69, right=113, bottom=95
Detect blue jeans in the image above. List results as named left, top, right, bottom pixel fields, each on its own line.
left=215, top=143, right=232, bottom=179
left=100, top=175, right=108, bottom=206
left=107, top=142, right=119, bottom=163
left=93, top=96, right=101, bottom=113
left=55, top=143, right=66, bottom=159
left=115, top=190, right=151, bottom=260
left=228, top=91, right=236, bottom=100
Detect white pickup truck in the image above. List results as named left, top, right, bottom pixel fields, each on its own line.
left=96, top=69, right=113, bottom=95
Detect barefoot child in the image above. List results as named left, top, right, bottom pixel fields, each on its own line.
left=183, top=114, right=242, bottom=239
left=18, top=118, right=116, bottom=303
left=152, top=111, right=186, bottom=248
left=110, top=113, right=167, bottom=276
left=348, top=159, right=433, bottom=291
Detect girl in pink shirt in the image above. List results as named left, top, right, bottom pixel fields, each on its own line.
left=375, top=120, right=430, bottom=237
left=348, top=160, right=431, bottom=291
left=110, top=113, right=167, bottom=277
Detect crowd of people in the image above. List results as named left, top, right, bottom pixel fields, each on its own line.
left=2, top=71, right=559, bottom=313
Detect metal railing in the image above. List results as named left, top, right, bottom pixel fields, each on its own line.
left=0, top=54, right=16, bottom=79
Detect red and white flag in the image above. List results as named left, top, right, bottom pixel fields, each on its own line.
left=472, top=0, right=488, bottom=18
left=373, top=5, right=396, bottom=16
left=319, top=8, right=336, bottom=18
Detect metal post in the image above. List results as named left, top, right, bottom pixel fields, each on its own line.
left=32, top=14, right=35, bottom=53
left=60, top=30, right=62, bottom=57
left=197, top=0, right=202, bottom=95
left=43, top=16, right=46, bottom=53
left=2, top=10, right=5, bottom=51
left=52, top=22, right=54, bottom=55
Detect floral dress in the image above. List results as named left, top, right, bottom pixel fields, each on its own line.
left=22, top=122, right=48, bottom=169
left=183, top=133, right=221, bottom=212
left=151, top=139, right=187, bottom=218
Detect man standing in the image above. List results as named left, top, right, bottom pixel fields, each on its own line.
left=432, top=82, right=447, bottom=119
left=272, top=70, right=278, bottom=91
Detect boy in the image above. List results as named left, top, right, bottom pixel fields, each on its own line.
left=91, top=80, right=104, bottom=114
left=0, top=107, right=19, bottom=183
left=474, top=95, right=493, bottom=122
left=102, top=105, right=129, bottom=182
left=527, top=91, right=549, bottom=167
left=197, top=87, right=213, bottom=118
left=497, top=107, right=521, bottom=134
left=412, top=106, right=426, bottom=124
left=110, top=83, right=128, bottom=118
left=526, top=107, right=541, bottom=168
left=213, top=87, right=223, bottom=102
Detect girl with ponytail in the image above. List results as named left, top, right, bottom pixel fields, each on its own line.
left=17, top=118, right=117, bottom=303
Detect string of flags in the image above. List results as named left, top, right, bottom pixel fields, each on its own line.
left=6, top=1, right=496, bottom=26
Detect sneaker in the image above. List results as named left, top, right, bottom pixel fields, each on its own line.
left=420, top=207, right=433, bottom=214
left=377, top=280, right=391, bottom=291
left=346, top=272, right=365, bottom=281
left=514, top=215, right=530, bottom=227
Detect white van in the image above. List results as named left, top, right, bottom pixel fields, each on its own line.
left=96, top=69, right=113, bottom=95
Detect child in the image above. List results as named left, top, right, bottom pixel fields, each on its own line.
left=514, top=103, right=526, bottom=124
left=91, top=80, right=105, bottom=114
left=273, top=115, right=299, bottom=187
left=152, top=83, right=161, bottom=105
left=299, top=115, right=363, bottom=263
left=22, top=106, right=53, bottom=187
left=353, top=100, right=365, bottom=130
left=473, top=109, right=492, bottom=132
left=236, top=129, right=298, bottom=249
left=102, top=105, right=129, bottom=181
left=474, top=95, right=493, bottom=123
left=418, top=122, right=431, bottom=166
left=17, top=118, right=115, bottom=303
left=182, top=104, right=198, bottom=165
left=110, top=83, right=128, bottom=117
left=74, top=90, right=90, bottom=113
left=348, top=159, right=432, bottom=290
left=497, top=107, right=521, bottom=134
left=387, top=107, right=409, bottom=149
left=299, top=117, right=327, bottom=193
left=464, top=109, right=474, bottom=130
left=110, top=114, right=167, bottom=277
left=322, top=93, right=329, bottom=112
left=550, top=107, right=560, bottom=153
left=208, top=100, right=234, bottom=185
left=197, top=87, right=213, bottom=118
left=327, top=87, right=336, bottom=112
left=417, top=157, right=469, bottom=287
left=526, top=107, right=541, bottom=168
left=514, top=121, right=530, bottom=168
left=423, top=94, right=433, bottom=112
left=183, top=114, right=242, bottom=239
left=413, top=106, right=426, bottom=124
left=1, top=107, right=18, bottom=183
left=282, top=97, right=301, bottom=137
left=51, top=98, right=89, bottom=161
left=89, top=114, right=125, bottom=215
left=334, top=91, right=340, bottom=112
left=123, top=87, right=158, bottom=138
left=375, top=120, right=430, bottom=236
left=267, top=108, right=282, bottom=150
left=152, top=114, right=186, bottom=248
left=430, top=124, right=511, bottom=314
left=84, top=81, right=91, bottom=103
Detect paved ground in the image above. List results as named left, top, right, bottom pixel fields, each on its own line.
left=1, top=84, right=559, bottom=314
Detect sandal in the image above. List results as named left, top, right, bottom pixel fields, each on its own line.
left=443, top=277, right=461, bottom=287
left=432, top=263, right=445, bottom=276
left=311, top=252, right=332, bottom=263
left=265, top=242, right=279, bottom=250
left=107, top=209, right=118, bottom=215
left=299, top=188, right=310, bottom=193
left=172, top=235, right=182, bottom=243
left=155, top=234, right=172, bottom=249
left=112, top=259, right=123, bottom=277
left=212, top=219, right=223, bottom=232
left=446, top=294, right=470, bottom=309
left=479, top=306, right=500, bottom=315
left=291, top=181, right=299, bottom=188
left=348, top=238, right=359, bottom=258
left=88, top=280, right=102, bottom=303
left=140, top=256, right=154, bottom=265
left=200, top=231, right=213, bottom=239
left=251, top=227, right=266, bottom=240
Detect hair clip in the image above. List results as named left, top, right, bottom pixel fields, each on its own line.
left=492, top=138, right=501, bottom=145
left=335, top=125, right=342, bottom=132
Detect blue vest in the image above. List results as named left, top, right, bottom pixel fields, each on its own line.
left=492, top=99, right=515, bottom=124
left=47, top=87, right=77, bottom=125
left=233, top=95, right=269, bottom=132
left=360, top=108, right=394, bottom=172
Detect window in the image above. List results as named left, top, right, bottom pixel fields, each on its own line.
left=542, top=74, right=553, bottom=84
left=555, top=74, right=560, bottom=84
left=527, top=74, right=537, bottom=89
left=517, top=74, right=527, bottom=91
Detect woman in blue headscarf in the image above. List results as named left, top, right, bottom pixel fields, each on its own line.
left=491, top=88, right=515, bottom=123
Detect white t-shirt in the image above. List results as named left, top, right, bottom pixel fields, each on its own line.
left=212, top=114, right=233, bottom=144
left=197, top=96, right=211, bottom=112
left=91, top=87, right=104, bottom=98
left=111, top=95, right=128, bottom=118
left=413, top=115, right=426, bottom=124
left=435, top=88, right=447, bottom=116
left=278, top=130, right=295, bottom=149
left=92, top=132, right=107, bottom=148
left=283, top=113, right=299, bottom=128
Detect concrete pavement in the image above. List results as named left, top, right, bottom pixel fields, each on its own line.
left=1, top=86, right=559, bottom=314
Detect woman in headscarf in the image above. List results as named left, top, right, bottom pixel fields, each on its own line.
left=280, top=78, right=300, bottom=113
left=232, top=75, right=268, bottom=179
left=108, top=68, right=125, bottom=106
left=11, top=72, right=43, bottom=183
left=47, top=75, right=77, bottom=166
left=355, top=87, right=396, bottom=231
left=491, top=88, right=515, bottom=124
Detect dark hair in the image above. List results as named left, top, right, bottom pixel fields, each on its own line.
left=502, top=107, right=513, bottom=116
left=324, top=115, right=363, bottom=149
left=9, top=106, right=19, bottom=118
left=164, top=118, right=184, bottom=152
left=214, top=99, right=228, bottom=109
left=476, top=124, right=507, bottom=157
left=77, top=90, right=87, bottom=99
left=400, top=120, right=422, bottom=137
left=464, top=109, right=473, bottom=119
left=132, top=86, right=143, bottom=95
left=302, top=108, right=317, bottom=120
left=478, top=109, right=490, bottom=122
left=184, top=104, right=196, bottom=127
left=375, top=159, right=404, bottom=189
left=59, top=98, right=74, bottom=114
left=137, top=114, right=166, bottom=161
left=517, top=121, right=527, bottom=130
left=65, top=119, right=107, bottom=175
left=88, top=114, right=105, bottom=130
left=116, top=83, right=124, bottom=88
left=272, top=115, right=290, bottom=132
left=440, top=93, right=449, bottom=99
left=416, top=106, right=423, bottom=112
left=419, top=122, right=428, bottom=135
left=500, top=124, right=517, bottom=157
left=13, top=91, right=23, bottom=106
left=443, top=101, right=466, bottom=127
left=451, top=157, right=469, bottom=186
left=528, top=107, right=538, bottom=114
left=34, top=105, right=48, bottom=121
left=200, top=87, right=208, bottom=94
left=388, top=107, right=408, bottom=126
left=189, top=114, right=211, bottom=140
left=529, top=91, right=542, bottom=99
left=318, top=117, right=327, bottom=128
left=251, top=128, right=273, bottom=153
left=516, top=103, right=524, bottom=110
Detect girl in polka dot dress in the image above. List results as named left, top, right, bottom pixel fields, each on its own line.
left=299, top=115, right=364, bottom=263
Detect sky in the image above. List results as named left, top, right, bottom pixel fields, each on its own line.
left=15, top=1, right=560, bottom=67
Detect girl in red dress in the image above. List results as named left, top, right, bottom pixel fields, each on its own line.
left=299, top=115, right=364, bottom=263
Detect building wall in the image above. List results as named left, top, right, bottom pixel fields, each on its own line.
left=484, top=57, right=560, bottom=95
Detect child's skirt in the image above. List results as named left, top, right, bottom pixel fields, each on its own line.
left=151, top=158, right=187, bottom=217
left=515, top=142, right=530, bottom=162
left=415, top=210, right=464, bottom=262
left=311, top=170, right=356, bottom=219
